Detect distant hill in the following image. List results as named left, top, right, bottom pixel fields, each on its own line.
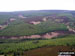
left=0, top=10, right=75, bottom=38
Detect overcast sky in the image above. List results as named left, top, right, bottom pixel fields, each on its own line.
left=0, top=0, right=75, bottom=12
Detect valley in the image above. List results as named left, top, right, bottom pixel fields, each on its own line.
left=0, top=10, right=75, bottom=56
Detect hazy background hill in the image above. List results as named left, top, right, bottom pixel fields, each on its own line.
left=0, top=10, right=75, bottom=37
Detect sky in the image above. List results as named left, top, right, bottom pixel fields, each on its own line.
left=0, top=0, right=75, bottom=12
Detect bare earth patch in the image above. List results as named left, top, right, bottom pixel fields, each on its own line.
left=24, top=46, right=75, bottom=56
left=29, top=21, right=41, bottom=25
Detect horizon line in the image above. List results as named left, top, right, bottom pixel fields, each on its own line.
left=0, top=9, right=75, bottom=12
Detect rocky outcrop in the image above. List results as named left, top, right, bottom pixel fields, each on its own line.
left=43, top=32, right=59, bottom=38
left=67, top=26, right=75, bottom=33
left=0, top=25, right=2, bottom=29
left=9, top=18, right=16, bottom=22
left=18, top=14, right=27, bottom=18
left=30, top=21, right=41, bottom=25
left=0, top=25, right=8, bottom=30
left=42, top=17, right=47, bottom=21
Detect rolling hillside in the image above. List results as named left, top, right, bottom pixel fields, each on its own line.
left=0, top=10, right=75, bottom=56
left=0, top=10, right=75, bottom=38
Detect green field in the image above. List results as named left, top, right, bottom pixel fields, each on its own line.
left=0, top=34, right=75, bottom=55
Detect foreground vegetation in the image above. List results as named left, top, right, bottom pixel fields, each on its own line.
left=0, top=34, right=75, bottom=55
